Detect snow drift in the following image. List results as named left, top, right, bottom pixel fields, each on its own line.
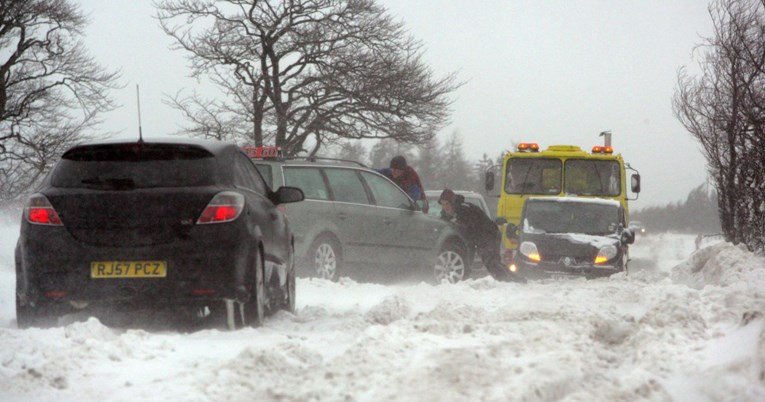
left=0, top=228, right=763, bottom=401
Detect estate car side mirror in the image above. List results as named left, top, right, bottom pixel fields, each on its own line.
left=485, top=171, right=495, bottom=192
left=273, top=186, right=304, bottom=204
left=631, top=174, right=641, bottom=194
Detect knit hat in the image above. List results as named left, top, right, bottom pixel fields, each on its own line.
left=438, top=188, right=457, bottom=205
left=390, top=155, right=407, bottom=170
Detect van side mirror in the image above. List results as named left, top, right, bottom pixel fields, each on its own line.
left=505, top=223, right=519, bottom=239
left=485, top=171, right=495, bottom=192
left=631, top=174, right=641, bottom=193
left=621, top=228, right=635, bottom=245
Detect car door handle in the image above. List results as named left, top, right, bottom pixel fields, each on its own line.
left=383, top=217, right=392, bottom=225
left=338, top=212, right=348, bottom=220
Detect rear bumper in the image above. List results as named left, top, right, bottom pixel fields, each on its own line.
left=16, top=223, right=252, bottom=307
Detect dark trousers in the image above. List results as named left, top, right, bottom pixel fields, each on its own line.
left=473, top=233, right=525, bottom=283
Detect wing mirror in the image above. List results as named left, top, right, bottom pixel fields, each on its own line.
left=621, top=228, right=635, bottom=245
left=485, top=171, right=495, bottom=192
left=631, top=174, right=641, bottom=194
left=273, top=186, right=304, bottom=204
left=505, top=223, right=519, bottom=239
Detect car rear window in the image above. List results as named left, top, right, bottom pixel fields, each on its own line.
left=254, top=163, right=274, bottom=188
left=51, top=144, right=217, bottom=189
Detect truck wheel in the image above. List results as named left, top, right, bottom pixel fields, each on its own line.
left=309, top=235, right=342, bottom=281
left=434, top=242, right=469, bottom=284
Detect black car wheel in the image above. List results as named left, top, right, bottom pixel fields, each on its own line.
left=310, top=235, right=342, bottom=281
left=245, top=250, right=266, bottom=327
left=16, top=297, right=54, bottom=329
left=223, top=248, right=265, bottom=330
left=434, top=242, right=468, bottom=284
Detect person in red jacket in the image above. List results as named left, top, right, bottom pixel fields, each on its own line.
left=377, top=155, right=429, bottom=213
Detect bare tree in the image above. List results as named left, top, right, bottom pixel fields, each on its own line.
left=156, top=0, right=459, bottom=156
left=0, top=0, right=119, bottom=199
left=673, top=0, right=765, bottom=251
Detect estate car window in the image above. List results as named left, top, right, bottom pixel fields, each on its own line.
left=362, top=172, right=412, bottom=210
left=283, top=167, right=329, bottom=200
left=324, top=168, right=370, bottom=204
left=505, top=158, right=561, bottom=195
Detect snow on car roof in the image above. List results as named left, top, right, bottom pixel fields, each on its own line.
left=526, top=196, right=621, bottom=207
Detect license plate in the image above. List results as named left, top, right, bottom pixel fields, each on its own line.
left=91, top=261, right=167, bottom=278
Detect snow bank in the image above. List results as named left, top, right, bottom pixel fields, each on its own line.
left=1, top=223, right=764, bottom=401
left=672, top=242, right=765, bottom=288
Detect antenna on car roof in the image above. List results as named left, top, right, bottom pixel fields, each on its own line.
left=136, top=84, right=144, bottom=143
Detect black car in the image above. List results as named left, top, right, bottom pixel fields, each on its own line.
left=508, top=197, right=634, bottom=279
left=15, top=138, right=304, bottom=329
left=248, top=148, right=472, bottom=284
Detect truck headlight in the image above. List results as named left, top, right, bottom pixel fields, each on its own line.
left=594, top=245, right=617, bottom=264
left=519, top=241, right=541, bottom=262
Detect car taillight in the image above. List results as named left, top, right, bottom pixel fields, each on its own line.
left=197, top=192, right=245, bottom=224
left=25, top=194, right=63, bottom=226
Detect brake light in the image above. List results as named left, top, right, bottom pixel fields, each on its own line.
left=25, top=195, right=63, bottom=226
left=197, top=192, right=245, bottom=224
left=44, top=290, right=66, bottom=299
left=517, top=142, right=540, bottom=152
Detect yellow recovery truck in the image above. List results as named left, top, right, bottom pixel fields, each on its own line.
left=485, top=141, right=641, bottom=267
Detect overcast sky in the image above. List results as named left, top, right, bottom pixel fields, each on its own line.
left=77, top=0, right=714, bottom=209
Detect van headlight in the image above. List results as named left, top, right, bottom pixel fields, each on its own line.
left=594, top=245, right=617, bottom=264
left=519, top=241, right=541, bottom=262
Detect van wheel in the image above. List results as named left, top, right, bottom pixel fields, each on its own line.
left=309, top=235, right=342, bottom=281
left=434, top=243, right=468, bottom=284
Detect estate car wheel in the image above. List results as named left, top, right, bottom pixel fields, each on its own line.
left=434, top=243, right=468, bottom=284
left=310, top=235, right=342, bottom=281
left=285, top=249, right=296, bottom=313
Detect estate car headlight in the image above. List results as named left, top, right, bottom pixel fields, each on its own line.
left=519, top=241, right=541, bottom=262
left=594, top=245, right=617, bottom=264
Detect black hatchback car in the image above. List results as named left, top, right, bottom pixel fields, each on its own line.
left=509, top=197, right=634, bottom=279
left=15, top=138, right=304, bottom=329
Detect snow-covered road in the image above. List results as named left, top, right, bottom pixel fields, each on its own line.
left=1, top=222, right=763, bottom=401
